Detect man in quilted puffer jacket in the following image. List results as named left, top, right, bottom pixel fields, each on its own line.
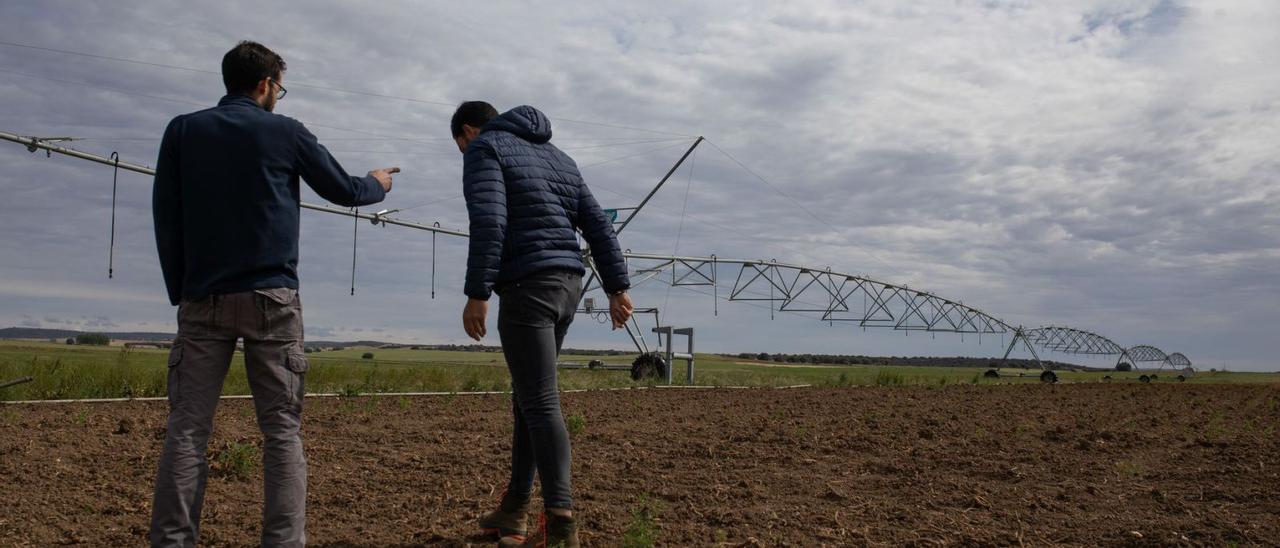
left=452, top=101, right=633, bottom=547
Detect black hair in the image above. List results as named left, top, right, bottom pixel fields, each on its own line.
left=451, top=101, right=499, bottom=137
left=221, top=41, right=287, bottom=95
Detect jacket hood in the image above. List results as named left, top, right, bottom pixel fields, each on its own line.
left=484, top=105, right=553, bottom=144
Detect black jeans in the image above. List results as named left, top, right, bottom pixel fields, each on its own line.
left=496, top=269, right=583, bottom=510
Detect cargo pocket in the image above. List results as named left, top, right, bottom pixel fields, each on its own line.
left=166, top=342, right=183, bottom=403
left=286, top=351, right=309, bottom=374
left=256, top=288, right=302, bottom=340
left=285, top=351, right=309, bottom=405
left=255, top=287, right=297, bottom=306
left=177, top=298, right=216, bottom=338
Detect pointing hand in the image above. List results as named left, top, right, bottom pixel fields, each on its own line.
left=369, top=167, right=400, bottom=192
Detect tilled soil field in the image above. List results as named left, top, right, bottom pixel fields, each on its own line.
left=2, top=383, right=1278, bottom=546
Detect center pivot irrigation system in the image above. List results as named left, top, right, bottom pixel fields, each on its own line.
left=1, top=131, right=1195, bottom=384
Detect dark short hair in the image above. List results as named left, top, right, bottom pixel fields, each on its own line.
left=221, top=41, right=287, bottom=95
left=451, top=101, right=498, bottom=137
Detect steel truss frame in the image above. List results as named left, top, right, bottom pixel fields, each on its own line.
left=1011, top=326, right=1195, bottom=373
left=623, top=253, right=1009, bottom=335
left=1025, top=326, right=1126, bottom=355
left=1126, top=345, right=1193, bottom=373
left=1126, top=345, right=1168, bottom=363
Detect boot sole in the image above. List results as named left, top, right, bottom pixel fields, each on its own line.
left=481, top=527, right=527, bottom=541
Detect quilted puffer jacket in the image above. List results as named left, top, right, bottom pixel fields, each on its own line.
left=461, top=105, right=630, bottom=300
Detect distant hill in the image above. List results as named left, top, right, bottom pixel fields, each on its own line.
left=2, top=327, right=1100, bottom=370
left=0, top=328, right=433, bottom=349
left=0, top=327, right=428, bottom=348
left=0, top=327, right=176, bottom=341
left=0, top=328, right=413, bottom=347
left=723, top=351, right=1097, bottom=371
left=307, top=340, right=397, bottom=349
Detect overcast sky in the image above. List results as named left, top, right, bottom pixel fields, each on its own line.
left=1, top=1, right=1276, bottom=370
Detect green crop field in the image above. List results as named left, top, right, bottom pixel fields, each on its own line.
left=0, top=340, right=1275, bottom=401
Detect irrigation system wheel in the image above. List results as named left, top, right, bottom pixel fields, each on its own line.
left=983, top=369, right=1000, bottom=379
left=1039, top=371, right=1058, bottom=384
left=630, top=353, right=668, bottom=381
left=1139, top=375, right=1151, bottom=383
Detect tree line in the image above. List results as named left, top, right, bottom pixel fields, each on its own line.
left=728, top=352, right=1080, bottom=370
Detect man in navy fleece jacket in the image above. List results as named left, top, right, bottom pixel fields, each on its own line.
left=149, top=41, right=398, bottom=548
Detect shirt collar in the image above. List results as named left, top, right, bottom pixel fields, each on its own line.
left=217, top=94, right=264, bottom=109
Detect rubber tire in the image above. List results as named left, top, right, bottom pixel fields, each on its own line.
left=983, top=369, right=1000, bottom=379
left=1139, top=375, right=1151, bottom=383
left=1039, top=371, right=1058, bottom=384
left=630, top=353, right=668, bottom=381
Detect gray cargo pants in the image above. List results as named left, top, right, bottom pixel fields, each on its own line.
left=150, top=288, right=309, bottom=548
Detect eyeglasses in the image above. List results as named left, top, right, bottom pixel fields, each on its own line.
left=269, top=78, right=287, bottom=100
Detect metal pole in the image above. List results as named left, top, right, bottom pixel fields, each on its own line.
left=1020, top=334, right=1045, bottom=370
left=349, top=208, right=359, bottom=295
left=683, top=327, right=695, bottom=385
left=579, top=136, right=703, bottom=293
left=1, top=132, right=153, bottom=170
left=998, top=327, right=1022, bottom=367
left=0, top=376, right=34, bottom=390
left=621, top=320, right=646, bottom=354
left=615, top=136, right=703, bottom=235
left=665, top=330, right=674, bottom=385
left=651, top=326, right=676, bottom=385
left=430, top=223, right=438, bottom=299
left=108, top=151, right=120, bottom=278
left=0, top=131, right=471, bottom=238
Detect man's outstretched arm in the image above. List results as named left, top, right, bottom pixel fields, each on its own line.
left=294, top=120, right=396, bottom=206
